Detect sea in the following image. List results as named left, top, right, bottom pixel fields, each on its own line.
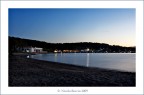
left=30, top=53, right=135, bottom=72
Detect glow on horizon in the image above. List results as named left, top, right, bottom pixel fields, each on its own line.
left=9, top=9, right=135, bottom=47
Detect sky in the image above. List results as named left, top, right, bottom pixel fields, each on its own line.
left=9, top=8, right=135, bottom=47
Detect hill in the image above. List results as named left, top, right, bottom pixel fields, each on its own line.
left=9, top=36, right=135, bottom=53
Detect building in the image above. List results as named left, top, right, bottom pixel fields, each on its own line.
left=63, top=50, right=79, bottom=53
left=23, top=47, right=43, bottom=53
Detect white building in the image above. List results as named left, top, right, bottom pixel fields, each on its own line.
left=23, top=47, right=43, bottom=53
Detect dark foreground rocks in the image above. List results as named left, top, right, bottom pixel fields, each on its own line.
left=9, top=54, right=135, bottom=86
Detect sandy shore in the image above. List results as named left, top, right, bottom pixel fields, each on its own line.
left=9, top=53, right=135, bottom=86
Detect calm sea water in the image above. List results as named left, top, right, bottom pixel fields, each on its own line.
left=30, top=53, right=135, bottom=72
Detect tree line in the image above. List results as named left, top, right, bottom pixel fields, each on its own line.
left=9, top=36, right=136, bottom=53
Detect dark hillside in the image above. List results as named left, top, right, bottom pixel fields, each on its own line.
left=9, top=36, right=135, bottom=53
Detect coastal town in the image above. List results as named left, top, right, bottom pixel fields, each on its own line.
left=9, top=37, right=135, bottom=54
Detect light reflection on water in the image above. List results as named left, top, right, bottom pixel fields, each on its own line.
left=86, top=53, right=89, bottom=67
left=30, top=53, right=135, bottom=72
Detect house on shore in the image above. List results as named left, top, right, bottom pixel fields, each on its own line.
left=23, top=47, right=43, bottom=53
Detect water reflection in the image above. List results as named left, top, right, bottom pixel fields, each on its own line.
left=54, top=53, right=57, bottom=62
left=86, top=53, right=89, bottom=67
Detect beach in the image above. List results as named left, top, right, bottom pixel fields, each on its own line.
left=9, top=53, right=135, bottom=86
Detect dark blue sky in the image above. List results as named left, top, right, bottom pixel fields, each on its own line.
left=9, top=8, right=135, bottom=46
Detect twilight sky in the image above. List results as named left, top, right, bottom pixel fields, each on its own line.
left=9, top=8, right=135, bottom=47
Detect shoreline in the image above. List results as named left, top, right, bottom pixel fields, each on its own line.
left=9, top=53, right=136, bottom=86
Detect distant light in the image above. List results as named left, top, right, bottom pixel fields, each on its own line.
left=87, top=48, right=90, bottom=51
left=54, top=50, right=57, bottom=53
left=27, top=55, right=29, bottom=58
